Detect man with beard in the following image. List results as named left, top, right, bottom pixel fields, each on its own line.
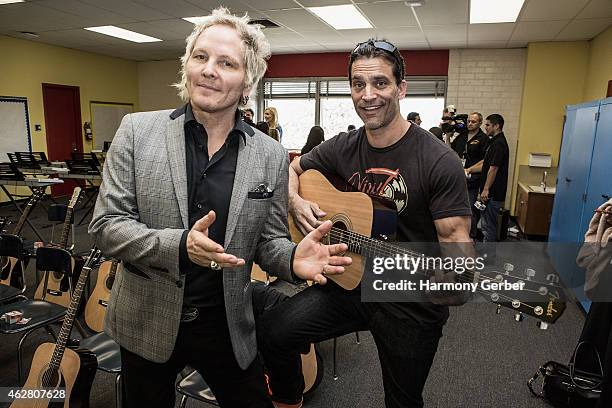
left=463, top=112, right=489, bottom=239
left=257, top=39, right=472, bottom=408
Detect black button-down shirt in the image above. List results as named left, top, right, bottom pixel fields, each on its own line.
left=177, top=103, right=247, bottom=307
left=464, top=129, right=489, bottom=188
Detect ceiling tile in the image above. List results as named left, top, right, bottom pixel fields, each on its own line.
left=0, top=2, right=96, bottom=32
left=36, top=0, right=137, bottom=25
left=119, top=21, right=186, bottom=41
left=519, top=0, right=590, bottom=21
left=357, top=2, right=417, bottom=28
left=412, top=0, right=468, bottom=25
left=510, top=20, right=568, bottom=41
left=145, top=19, right=195, bottom=39
left=507, top=40, right=528, bottom=48
left=133, top=0, right=207, bottom=18
left=467, top=40, right=509, bottom=48
left=336, top=28, right=379, bottom=43
left=555, top=18, right=612, bottom=40
left=468, top=23, right=514, bottom=41
left=577, top=0, right=612, bottom=19
left=428, top=41, right=467, bottom=49
left=80, top=0, right=170, bottom=21
left=265, top=8, right=332, bottom=31
left=373, top=27, right=427, bottom=43
left=298, top=0, right=349, bottom=6
left=295, top=28, right=345, bottom=42
left=423, top=24, right=467, bottom=42
left=239, top=0, right=299, bottom=12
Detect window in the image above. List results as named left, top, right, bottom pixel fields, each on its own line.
left=260, top=77, right=446, bottom=149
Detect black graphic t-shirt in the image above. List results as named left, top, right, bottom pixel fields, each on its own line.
left=300, top=124, right=471, bottom=325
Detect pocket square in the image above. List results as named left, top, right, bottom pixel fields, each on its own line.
left=248, top=183, right=274, bottom=199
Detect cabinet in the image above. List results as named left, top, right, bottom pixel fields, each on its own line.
left=515, top=182, right=554, bottom=236
left=548, top=97, right=612, bottom=312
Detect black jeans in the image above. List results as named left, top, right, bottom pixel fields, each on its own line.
left=120, top=304, right=272, bottom=408
left=257, top=282, right=443, bottom=408
left=468, top=185, right=481, bottom=239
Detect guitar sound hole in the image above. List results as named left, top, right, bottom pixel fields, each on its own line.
left=53, top=271, right=63, bottom=280
left=330, top=222, right=348, bottom=245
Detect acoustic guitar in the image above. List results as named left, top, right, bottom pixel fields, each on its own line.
left=0, top=188, right=46, bottom=287
left=84, top=259, right=118, bottom=332
left=34, top=188, right=82, bottom=307
left=11, top=248, right=102, bottom=408
left=289, top=169, right=566, bottom=325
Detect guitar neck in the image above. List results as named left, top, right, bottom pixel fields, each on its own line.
left=48, top=264, right=91, bottom=372
left=11, top=192, right=42, bottom=236
left=58, top=208, right=74, bottom=249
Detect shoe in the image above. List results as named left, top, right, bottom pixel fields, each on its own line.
left=272, top=399, right=303, bottom=408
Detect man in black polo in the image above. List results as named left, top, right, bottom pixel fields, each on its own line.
left=463, top=112, right=489, bottom=239
left=478, top=113, right=509, bottom=242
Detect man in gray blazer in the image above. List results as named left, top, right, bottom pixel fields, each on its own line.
left=89, top=7, right=350, bottom=408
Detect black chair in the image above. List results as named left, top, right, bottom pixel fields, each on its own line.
left=0, top=246, right=74, bottom=384
left=176, top=369, right=219, bottom=407
left=80, top=332, right=123, bottom=408
left=0, top=234, right=27, bottom=303
left=332, top=332, right=361, bottom=380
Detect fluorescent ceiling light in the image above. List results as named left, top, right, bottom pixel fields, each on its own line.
left=84, top=26, right=162, bottom=43
left=307, top=5, right=372, bottom=30
left=183, top=16, right=207, bottom=25
left=470, top=0, right=525, bottom=24
left=0, top=0, right=25, bottom=4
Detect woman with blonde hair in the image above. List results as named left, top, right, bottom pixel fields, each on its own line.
left=263, top=107, right=283, bottom=142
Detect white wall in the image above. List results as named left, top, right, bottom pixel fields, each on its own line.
left=446, top=48, right=527, bottom=208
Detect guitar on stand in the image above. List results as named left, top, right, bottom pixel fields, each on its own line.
left=0, top=188, right=45, bottom=287
left=34, top=188, right=82, bottom=307
left=84, top=258, right=118, bottom=332
left=10, top=248, right=102, bottom=408
left=290, top=170, right=566, bottom=327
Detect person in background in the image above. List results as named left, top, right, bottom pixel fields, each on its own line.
left=429, top=126, right=443, bottom=141
left=300, top=126, right=324, bottom=155
left=463, top=112, right=489, bottom=240
left=268, top=127, right=280, bottom=142
left=407, top=111, right=422, bottom=126
left=243, top=108, right=255, bottom=126
left=477, top=113, right=509, bottom=242
left=263, top=107, right=283, bottom=142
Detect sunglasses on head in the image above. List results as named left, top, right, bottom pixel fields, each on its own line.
left=352, top=40, right=397, bottom=55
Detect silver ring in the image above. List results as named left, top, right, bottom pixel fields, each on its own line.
left=210, top=260, right=222, bottom=270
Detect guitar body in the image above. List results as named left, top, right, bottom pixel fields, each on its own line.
left=11, top=343, right=79, bottom=408
left=289, top=169, right=396, bottom=290
left=84, top=260, right=115, bottom=332
left=302, top=344, right=323, bottom=395
left=34, top=257, right=76, bottom=308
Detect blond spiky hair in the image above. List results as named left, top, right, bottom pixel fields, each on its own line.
left=173, top=7, right=271, bottom=104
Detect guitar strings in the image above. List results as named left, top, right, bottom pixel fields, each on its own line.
left=325, top=228, right=556, bottom=314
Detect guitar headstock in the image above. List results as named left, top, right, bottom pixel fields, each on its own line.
left=475, top=261, right=566, bottom=328
left=67, top=187, right=82, bottom=209
left=83, top=247, right=103, bottom=269
left=29, top=187, right=46, bottom=205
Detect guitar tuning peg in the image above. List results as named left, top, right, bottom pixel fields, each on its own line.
left=496, top=304, right=501, bottom=315
left=546, top=273, right=559, bottom=284
left=503, top=263, right=514, bottom=275
left=514, top=312, right=524, bottom=322
left=525, top=268, right=536, bottom=280
left=537, top=321, right=549, bottom=330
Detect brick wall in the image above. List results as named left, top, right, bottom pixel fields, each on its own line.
left=446, top=48, right=527, bottom=208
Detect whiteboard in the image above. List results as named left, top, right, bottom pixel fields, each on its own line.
left=90, top=102, right=134, bottom=151
left=0, top=97, right=31, bottom=161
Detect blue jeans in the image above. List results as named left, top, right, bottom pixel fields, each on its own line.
left=482, top=199, right=503, bottom=242
left=256, top=282, right=443, bottom=408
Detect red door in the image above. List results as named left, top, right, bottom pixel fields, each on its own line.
left=42, top=84, right=83, bottom=196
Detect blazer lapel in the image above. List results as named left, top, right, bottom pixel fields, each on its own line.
left=166, top=117, right=189, bottom=228
left=225, top=136, right=254, bottom=248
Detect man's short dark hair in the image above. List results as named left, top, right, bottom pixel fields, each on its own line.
left=349, top=39, right=405, bottom=85
left=486, top=114, right=504, bottom=130
left=407, top=112, right=420, bottom=121
left=348, top=124, right=356, bottom=131
left=244, top=108, right=254, bottom=116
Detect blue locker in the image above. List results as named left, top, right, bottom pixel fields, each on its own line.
left=548, top=97, right=612, bottom=312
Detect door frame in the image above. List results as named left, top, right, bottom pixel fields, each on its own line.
left=42, top=83, right=84, bottom=156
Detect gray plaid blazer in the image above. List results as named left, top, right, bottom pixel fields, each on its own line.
left=89, top=107, right=295, bottom=368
